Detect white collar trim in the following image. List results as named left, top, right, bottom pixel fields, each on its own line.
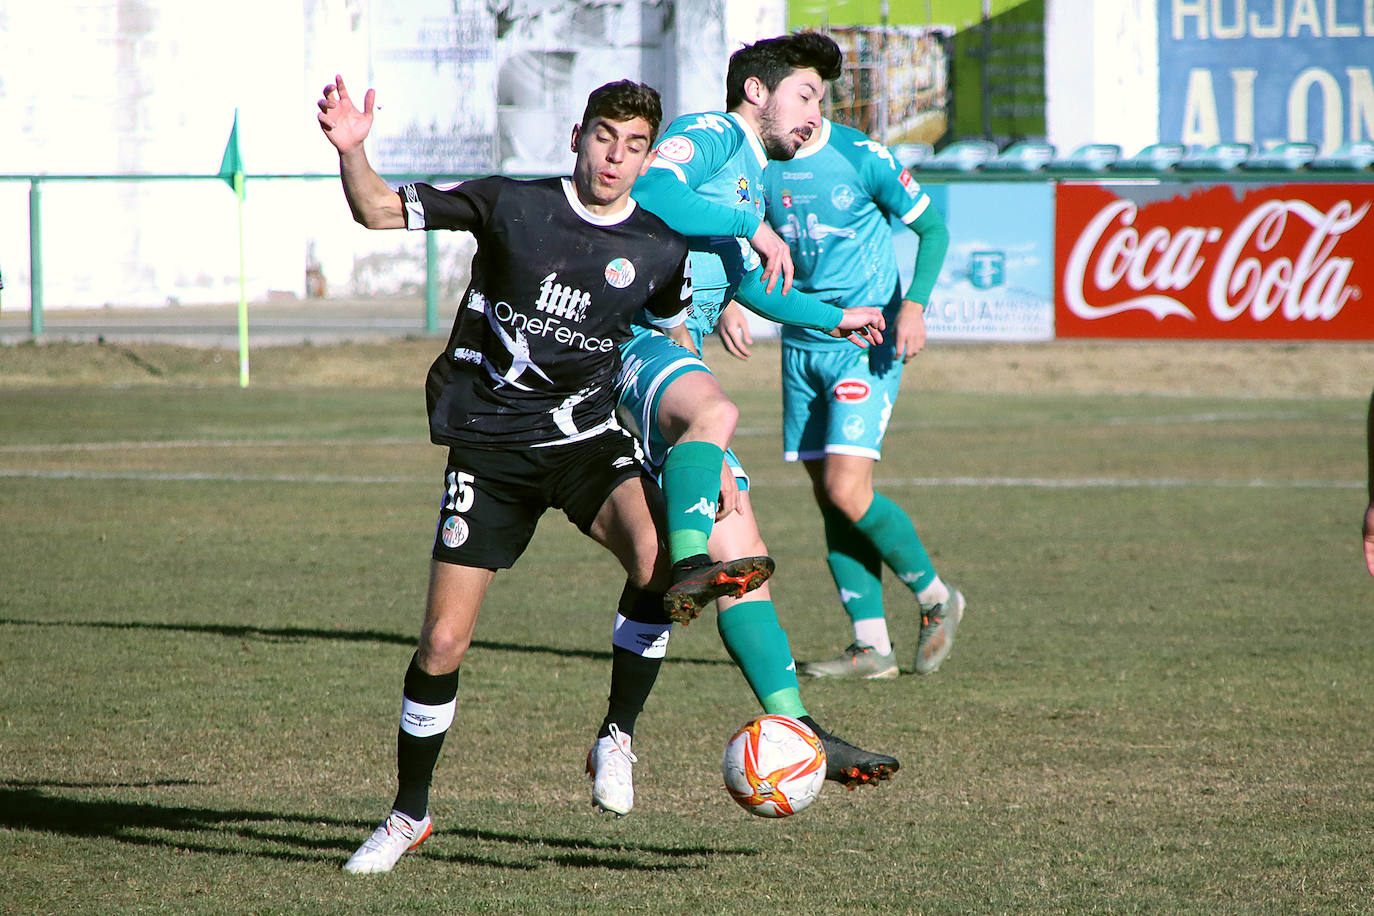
left=790, top=119, right=832, bottom=160
left=561, top=177, right=637, bottom=226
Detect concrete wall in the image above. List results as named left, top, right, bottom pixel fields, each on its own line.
left=0, top=0, right=742, bottom=312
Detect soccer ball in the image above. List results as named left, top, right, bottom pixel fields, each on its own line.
left=722, top=714, right=826, bottom=817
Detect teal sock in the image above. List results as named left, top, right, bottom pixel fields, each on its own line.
left=716, top=599, right=807, bottom=718
left=662, top=441, right=724, bottom=563
left=853, top=492, right=938, bottom=596
left=819, top=503, right=886, bottom=624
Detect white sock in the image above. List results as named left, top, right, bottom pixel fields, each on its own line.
left=916, top=576, right=951, bottom=610
left=853, top=618, right=893, bottom=656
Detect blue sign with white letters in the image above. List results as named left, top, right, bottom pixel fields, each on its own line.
left=1158, top=0, right=1374, bottom=153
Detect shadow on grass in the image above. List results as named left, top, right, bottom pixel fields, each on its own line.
left=1, top=784, right=758, bottom=871
left=0, top=617, right=733, bottom=667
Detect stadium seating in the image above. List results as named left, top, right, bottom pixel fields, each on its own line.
left=891, top=142, right=934, bottom=169
left=1051, top=143, right=1122, bottom=173
left=979, top=140, right=1057, bottom=172
left=1308, top=141, right=1374, bottom=171
left=1173, top=142, right=1252, bottom=172
left=913, top=139, right=999, bottom=172
left=1108, top=142, right=1186, bottom=172
left=1240, top=142, right=1317, bottom=171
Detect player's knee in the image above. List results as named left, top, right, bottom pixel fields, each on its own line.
left=685, top=393, right=738, bottom=445
left=822, top=477, right=872, bottom=522
left=417, top=625, right=471, bottom=671
left=624, top=538, right=665, bottom=591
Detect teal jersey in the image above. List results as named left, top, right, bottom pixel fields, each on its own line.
left=632, top=111, right=769, bottom=342
left=762, top=119, right=931, bottom=349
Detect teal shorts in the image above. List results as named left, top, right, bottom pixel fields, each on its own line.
left=617, top=325, right=749, bottom=487
left=780, top=341, right=904, bottom=462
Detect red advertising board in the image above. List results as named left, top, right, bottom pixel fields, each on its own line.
left=1055, top=182, right=1374, bottom=340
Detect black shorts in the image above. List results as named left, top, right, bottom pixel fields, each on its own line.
left=431, top=428, right=646, bottom=569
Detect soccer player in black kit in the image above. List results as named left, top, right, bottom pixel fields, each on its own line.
left=318, top=75, right=768, bottom=874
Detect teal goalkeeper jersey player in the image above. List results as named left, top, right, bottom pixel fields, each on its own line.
left=761, top=118, right=941, bottom=352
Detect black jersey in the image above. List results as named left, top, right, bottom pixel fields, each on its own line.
left=403, top=176, right=691, bottom=447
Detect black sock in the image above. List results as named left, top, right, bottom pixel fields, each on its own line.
left=599, top=584, right=669, bottom=739
left=392, top=654, right=460, bottom=820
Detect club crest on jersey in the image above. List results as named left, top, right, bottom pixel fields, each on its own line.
left=833, top=379, right=871, bottom=402
left=604, top=258, right=636, bottom=288
left=736, top=176, right=751, bottom=203
left=657, top=136, right=695, bottom=163
left=831, top=184, right=855, bottom=210
left=441, top=515, right=470, bottom=548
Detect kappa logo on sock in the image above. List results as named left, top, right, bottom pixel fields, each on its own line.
left=684, top=498, right=716, bottom=516
left=839, top=588, right=864, bottom=604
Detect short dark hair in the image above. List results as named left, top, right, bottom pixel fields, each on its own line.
left=581, top=80, right=664, bottom=145
left=725, top=31, right=843, bottom=110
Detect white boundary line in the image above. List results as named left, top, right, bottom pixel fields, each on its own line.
left=0, top=407, right=1357, bottom=456
left=0, top=468, right=1358, bottom=490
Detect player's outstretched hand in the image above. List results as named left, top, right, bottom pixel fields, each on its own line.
left=317, top=74, right=376, bottom=153
left=1363, top=503, right=1374, bottom=576
left=716, top=302, right=753, bottom=361
left=749, top=221, right=794, bottom=295
left=831, top=306, right=886, bottom=349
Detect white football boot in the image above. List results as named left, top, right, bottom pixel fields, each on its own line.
left=343, top=809, right=432, bottom=874
left=587, top=723, right=637, bottom=816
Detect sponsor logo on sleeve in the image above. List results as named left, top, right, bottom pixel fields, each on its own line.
left=656, top=136, right=695, bottom=164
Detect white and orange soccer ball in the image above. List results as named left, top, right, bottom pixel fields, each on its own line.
left=721, top=714, right=826, bottom=818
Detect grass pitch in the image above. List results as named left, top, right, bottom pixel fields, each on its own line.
left=1, top=338, right=1371, bottom=914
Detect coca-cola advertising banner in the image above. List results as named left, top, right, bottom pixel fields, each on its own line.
left=1055, top=182, right=1373, bottom=340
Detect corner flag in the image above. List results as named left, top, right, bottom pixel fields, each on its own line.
left=218, top=110, right=245, bottom=197
left=219, top=109, right=250, bottom=387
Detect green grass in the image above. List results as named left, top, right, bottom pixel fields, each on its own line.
left=2, top=342, right=1371, bottom=914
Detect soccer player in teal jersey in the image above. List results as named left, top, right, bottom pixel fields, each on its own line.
left=626, top=40, right=888, bottom=616
left=717, top=117, right=961, bottom=679
left=589, top=33, right=899, bottom=818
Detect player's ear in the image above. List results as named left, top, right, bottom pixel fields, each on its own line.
left=744, top=76, right=767, bottom=106
left=638, top=149, right=658, bottom=176
left=570, top=123, right=582, bottom=154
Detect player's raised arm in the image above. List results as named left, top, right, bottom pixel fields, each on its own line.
left=317, top=74, right=403, bottom=230
left=732, top=267, right=884, bottom=347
